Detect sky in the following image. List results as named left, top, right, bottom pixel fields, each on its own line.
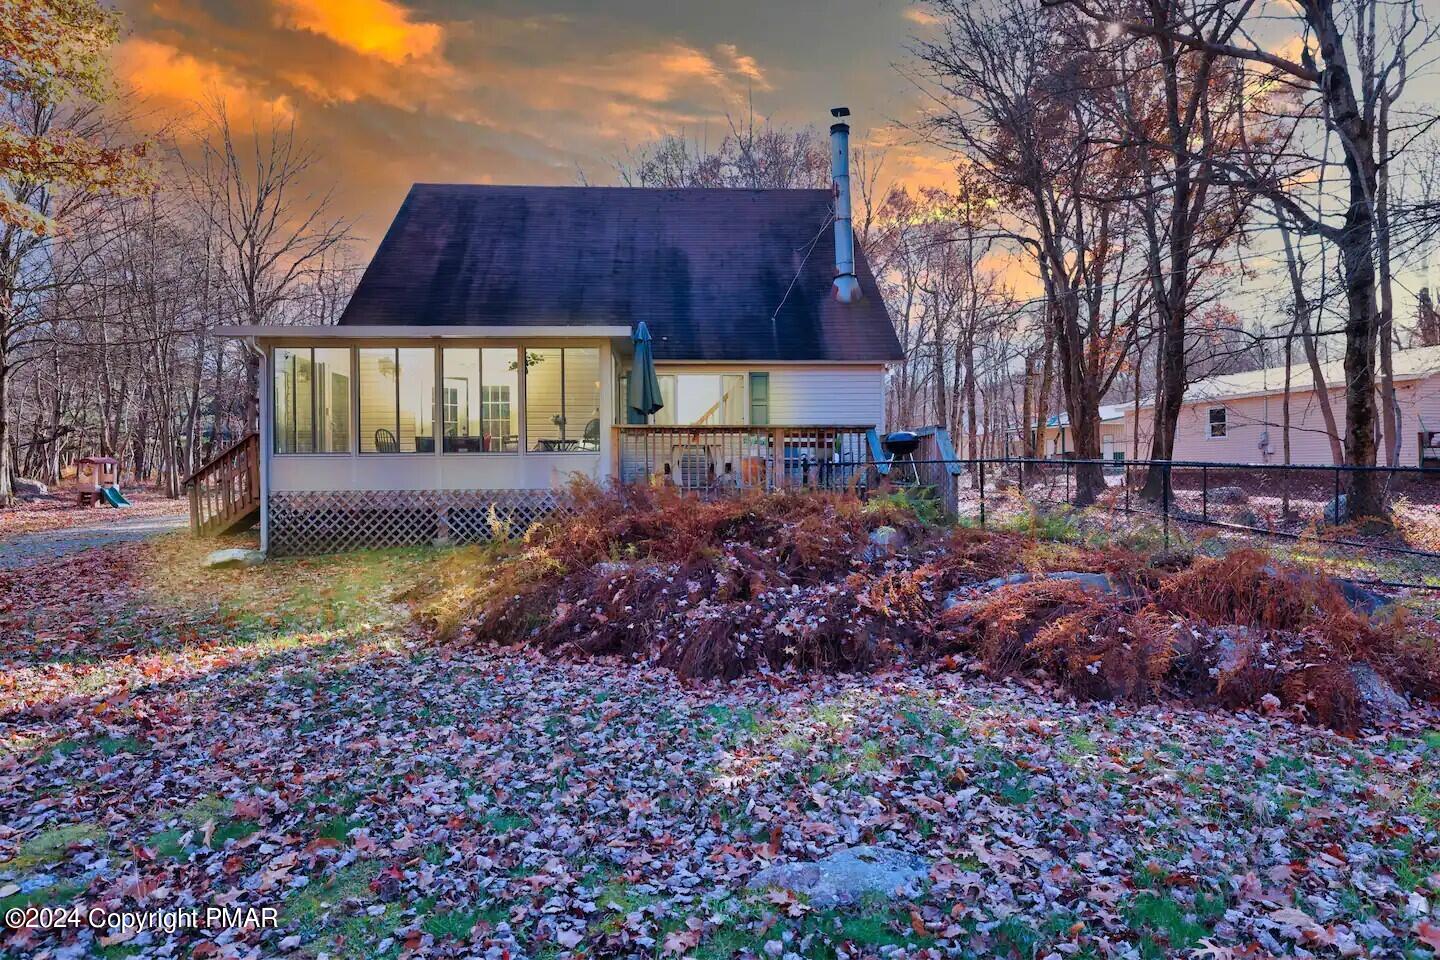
left=108, top=0, right=1438, bottom=339
left=111, top=0, right=956, bottom=252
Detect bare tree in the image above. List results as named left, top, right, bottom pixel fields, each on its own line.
left=914, top=0, right=1145, bottom=504
left=185, top=102, right=352, bottom=431
left=1052, top=0, right=1440, bottom=515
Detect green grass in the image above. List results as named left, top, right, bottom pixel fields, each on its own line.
left=0, top=879, right=86, bottom=915
left=1123, top=891, right=1222, bottom=959
left=8, top=822, right=105, bottom=871
left=284, top=860, right=414, bottom=956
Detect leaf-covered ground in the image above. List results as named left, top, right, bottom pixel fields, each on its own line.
left=2, top=537, right=1439, bottom=959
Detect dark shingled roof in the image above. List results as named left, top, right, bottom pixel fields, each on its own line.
left=338, top=184, right=901, bottom=362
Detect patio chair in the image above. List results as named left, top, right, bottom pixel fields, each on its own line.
left=374, top=428, right=399, bottom=453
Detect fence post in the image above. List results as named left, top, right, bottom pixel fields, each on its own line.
left=978, top=458, right=986, bottom=528
left=1333, top=466, right=1341, bottom=524
left=1124, top=460, right=1130, bottom=515
left=1202, top=465, right=1209, bottom=521
left=1065, top=460, right=1071, bottom=505
left=1162, top=462, right=1171, bottom=548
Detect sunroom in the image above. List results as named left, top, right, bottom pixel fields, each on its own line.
left=211, top=326, right=887, bottom=555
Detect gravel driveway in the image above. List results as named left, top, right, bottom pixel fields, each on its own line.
left=0, top=512, right=190, bottom=569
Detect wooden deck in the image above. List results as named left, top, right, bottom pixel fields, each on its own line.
left=613, top=424, right=887, bottom=492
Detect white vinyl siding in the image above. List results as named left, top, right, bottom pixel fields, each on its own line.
left=766, top=367, right=886, bottom=426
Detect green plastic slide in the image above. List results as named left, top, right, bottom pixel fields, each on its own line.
left=99, top=486, right=131, bottom=508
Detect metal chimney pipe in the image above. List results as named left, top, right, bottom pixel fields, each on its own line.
left=829, top=107, right=862, bottom=304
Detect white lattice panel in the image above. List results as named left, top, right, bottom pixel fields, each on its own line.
left=268, top=490, right=574, bottom=556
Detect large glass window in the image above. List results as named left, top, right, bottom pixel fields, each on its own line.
left=651, top=373, right=746, bottom=426
left=273, top=347, right=351, bottom=453
left=359, top=347, right=435, bottom=453
left=442, top=348, right=520, bottom=452
left=525, top=347, right=601, bottom=451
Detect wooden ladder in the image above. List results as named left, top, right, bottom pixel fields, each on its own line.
left=184, top=432, right=261, bottom=537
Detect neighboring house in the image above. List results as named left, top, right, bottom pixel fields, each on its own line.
left=1012, top=404, right=1132, bottom=461
left=1122, top=345, right=1440, bottom=466
left=210, top=110, right=901, bottom=555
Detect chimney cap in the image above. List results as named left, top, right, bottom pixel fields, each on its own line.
left=830, top=106, right=851, bottom=118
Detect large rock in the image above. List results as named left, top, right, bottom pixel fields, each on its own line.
left=1210, top=485, right=1248, bottom=505
left=862, top=526, right=908, bottom=561
left=1335, top=579, right=1392, bottom=617
left=1349, top=664, right=1408, bottom=724
left=203, top=548, right=265, bottom=569
left=747, top=845, right=930, bottom=908
left=944, top=570, right=1129, bottom=612
left=979, top=571, right=1129, bottom=597
left=13, top=477, right=47, bottom=498
left=1323, top=494, right=1349, bottom=525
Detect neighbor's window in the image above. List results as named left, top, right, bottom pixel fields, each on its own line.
left=525, top=347, right=600, bottom=451
left=273, top=347, right=352, bottom=454
left=359, top=347, right=436, bottom=453
left=1208, top=407, right=1227, bottom=438
left=441, top=348, right=519, bottom=453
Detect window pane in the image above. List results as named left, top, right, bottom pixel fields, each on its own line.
left=313, top=348, right=351, bottom=452
left=565, top=348, right=601, bottom=449
left=273, top=347, right=311, bottom=454
left=359, top=348, right=399, bottom=453
left=721, top=375, right=745, bottom=424
left=442, top=349, right=480, bottom=452
left=525, top=348, right=563, bottom=448
left=397, top=348, right=435, bottom=453
left=526, top=347, right=601, bottom=451
left=481, top=348, right=520, bottom=452
left=653, top=375, right=676, bottom=426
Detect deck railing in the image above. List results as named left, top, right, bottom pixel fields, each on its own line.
left=183, top=431, right=261, bottom=536
left=614, top=424, right=884, bottom=492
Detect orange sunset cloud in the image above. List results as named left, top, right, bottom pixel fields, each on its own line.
left=114, top=38, right=294, bottom=122
left=271, top=0, right=444, bottom=65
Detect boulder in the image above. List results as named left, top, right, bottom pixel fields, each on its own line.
left=976, top=571, right=1129, bottom=597
left=862, top=526, right=908, bottom=561
left=1335, top=579, right=1392, bottom=617
left=1210, top=485, right=1248, bottom=505
left=747, top=845, right=930, bottom=908
left=12, top=476, right=48, bottom=498
left=203, top=548, right=265, bottom=569
left=1349, top=664, right=1408, bottom=725
left=1323, top=494, right=1349, bottom=526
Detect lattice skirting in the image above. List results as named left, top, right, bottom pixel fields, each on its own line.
left=267, top=489, right=576, bottom=556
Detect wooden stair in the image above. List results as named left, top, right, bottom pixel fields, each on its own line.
left=184, top=432, right=260, bottom=537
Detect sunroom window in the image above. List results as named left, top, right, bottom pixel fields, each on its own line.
left=273, top=347, right=351, bottom=454
left=441, top=348, right=519, bottom=452
left=359, top=347, right=435, bottom=453
left=525, top=347, right=600, bottom=451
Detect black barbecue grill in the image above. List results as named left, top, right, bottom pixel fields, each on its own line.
left=882, top=431, right=922, bottom=484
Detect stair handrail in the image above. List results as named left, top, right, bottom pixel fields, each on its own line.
left=183, top=432, right=259, bottom=488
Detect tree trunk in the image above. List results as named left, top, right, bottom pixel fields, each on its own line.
left=1311, top=0, right=1384, bottom=516
left=0, top=338, right=12, bottom=507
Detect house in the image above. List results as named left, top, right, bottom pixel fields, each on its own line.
left=207, top=109, right=901, bottom=555
left=1122, top=345, right=1440, bottom=466
left=1012, top=404, right=1132, bottom=461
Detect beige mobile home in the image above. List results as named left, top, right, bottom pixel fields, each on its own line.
left=1123, top=345, right=1440, bottom=466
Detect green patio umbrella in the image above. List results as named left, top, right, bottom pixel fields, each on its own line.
left=627, top=321, right=664, bottom=419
